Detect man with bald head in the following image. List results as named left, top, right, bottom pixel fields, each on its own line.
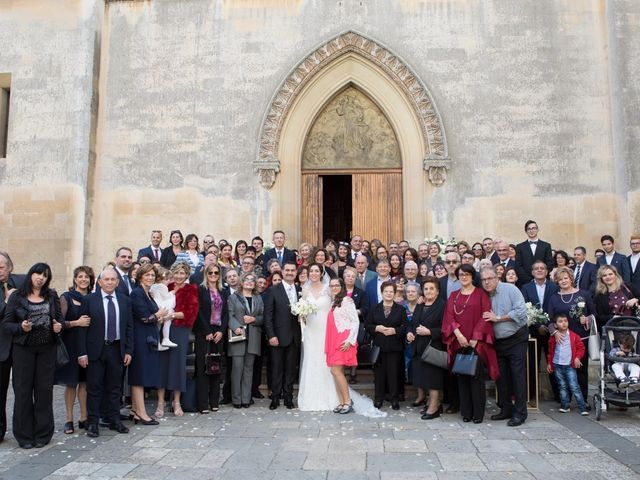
left=78, top=268, right=134, bottom=438
left=354, top=255, right=376, bottom=290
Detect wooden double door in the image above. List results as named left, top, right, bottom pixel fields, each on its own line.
left=301, top=170, right=403, bottom=246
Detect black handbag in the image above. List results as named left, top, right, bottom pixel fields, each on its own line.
left=357, top=337, right=380, bottom=365
left=451, top=348, right=478, bottom=376
left=56, top=336, right=70, bottom=368
left=420, top=342, right=448, bottom=370
left=204, top=343, right=221, bottom=376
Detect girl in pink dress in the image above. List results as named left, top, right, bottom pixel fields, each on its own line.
left=326, top=278, right=360, bottom=414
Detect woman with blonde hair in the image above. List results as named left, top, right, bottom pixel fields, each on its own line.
left=594, top=265, right=640, bottom=327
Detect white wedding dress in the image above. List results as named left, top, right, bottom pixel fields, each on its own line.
left=297, top=283, right=386, bottom=417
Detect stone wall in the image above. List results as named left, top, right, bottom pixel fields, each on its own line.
left=0, top=0, right=638, bottom=286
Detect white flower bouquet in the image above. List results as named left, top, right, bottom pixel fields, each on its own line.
left=262, top=241, right=275, bottom=252
left=424, top=235, right=458, bottom=251
left=525, top=302, right=550, bottom=326
left=290, top=298, right=317, bottom=317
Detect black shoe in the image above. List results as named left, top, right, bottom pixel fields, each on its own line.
left=109, top=423, right=129, bottom=434
left=241, top=404, right=250, bottom=408
left=19, top=443, right=34, bottom=449
left=391, top=401, right=400, bottom=410
left=462, top=417, right=472, bottom=423
left=78, top=420, right=87, bottom=430
left=421, top=410, right=441, bottom=420
left=507, top=417, right=525, bottom=427
left=63, top=421, right=75, bottom=434
left=253, top=392, right=264, bottom=399
left=34, top=442, right=46, bottom=448
left=269, top=399, right=279, bottom=410
left=490, top=411, right=511, bottom=421
left=86, top=424, right=100, bottom=438
left=374, top=401, right=383, bottom=409
left=473, top=418, right=483, bottom=424
left=132, top=415, right=159, bottom=426
left=284, top=399, right=294, bottom=409
left=233, top=404, right=242, bottom=409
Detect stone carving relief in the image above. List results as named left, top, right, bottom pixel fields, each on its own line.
left=255, top=31, right=450, bottom=188
left=302, top=87, right=400, bottom=170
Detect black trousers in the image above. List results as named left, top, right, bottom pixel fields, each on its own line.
left=0, top=356, right=11, bottom=438
left=495, top=327, right=529, bottom=420
left=457, top=356, right=487, bottom=422
left=194, top=335, right=221, bottom=410
left=269, top=342, right=299, bottom=402
left=12, top=343, right=56, bottom=446
left=443, top=372, right=459, bottom=409
left=374, top=351, right=402, bottom=403
left=576, top=339, right=589, bottom=400
left=86, top=342, right=123, bottom=426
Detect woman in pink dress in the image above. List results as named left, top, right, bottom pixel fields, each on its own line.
left=326, top=278, right=360, bottom=414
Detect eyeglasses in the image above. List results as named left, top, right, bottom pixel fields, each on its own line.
left=526, top=226, right=539, bottom=231
left=244, top=278, right=256, bottom=282
left=445, top=260, right=459, bottom=265
left=207, top=271, right=220, bottom=276
left=242, top=261, right=254, bottom=265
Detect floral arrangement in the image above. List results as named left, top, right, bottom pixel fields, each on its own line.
left=525, top=302, right=550, bottom=326
left=424, top=235, right=457, bottom=252
left=569, top=298, right=587, bottom=318
left=290, top=298, right=317, bottom=317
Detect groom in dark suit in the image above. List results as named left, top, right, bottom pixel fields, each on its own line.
left=77, top=268, right=134, bottom=437
left=515, top=220, right=553, bottom=285
left=264, top=261, right=301, bottom=410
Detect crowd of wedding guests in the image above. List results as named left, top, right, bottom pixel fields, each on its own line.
left=0, top=221, right=639, bottom=448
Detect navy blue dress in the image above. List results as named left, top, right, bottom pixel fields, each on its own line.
left=128, top=286, right=160, bottom=387
left=54, top=290, right=87, bottom=387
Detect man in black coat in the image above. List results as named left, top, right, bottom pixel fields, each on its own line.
left=0, top=251, right=24, bottom=443
left=572, top=246, right=597, bottom=295
left=515, top=220, right=553, bottom=285
left=263, top=261, right=301, bottom=409
left=77, top=268, right=134, bottom=437
left=597, top=234, right=631, bottom=283
left=262, top=230, right=297, bottom=267
left=629, top=235, right=640, bottom=292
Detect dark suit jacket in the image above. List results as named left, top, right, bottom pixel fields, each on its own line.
left=263, top=282, right=301, bottom=347
left=597, top=252, right=631, bottom=283
left=194, top=286, right=229, bottom=338
left=488, top=251, right=500, bottom=265
left=515, top=239, right=553, bottom=284
left=629, top=255, right=640, bottom=292
left=574, top=261, right=597, bottom=296
left=0, top=273, right=26, bottom=362
left=349, top=286, right=369, bottom=320
left=365, top=302, right=407, bottom=352
left=521, top=279, right=558, bottom=313
left=138, top=245, right=162, bottom=262
left=496, top=258, right=516, bottom=269
left=96, top=270, right=132, bottom=297
left=77, top=291, right=134, bottom=360
left=160, top=246, right=180, bottom=269
left=262, top=248, right=297, bottom=266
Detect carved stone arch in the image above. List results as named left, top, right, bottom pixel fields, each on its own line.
left=255, top=30, right=450, bottom=189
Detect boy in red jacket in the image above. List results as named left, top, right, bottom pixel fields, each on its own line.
left=547, top=313, right=589, bottom=415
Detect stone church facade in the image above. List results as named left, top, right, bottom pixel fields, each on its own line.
left=0, top=0, right=638, bottom=283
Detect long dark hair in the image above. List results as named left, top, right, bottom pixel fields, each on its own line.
left=19, top=262, right=53, bottom=298
left=331, top=278, right=347, bottom=310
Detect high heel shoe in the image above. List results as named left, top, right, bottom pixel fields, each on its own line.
left=155, top=401, right=165, bottom=418
left=130, top=410, right=159, bottom=426
left=172, top=402, right=184, bottom=417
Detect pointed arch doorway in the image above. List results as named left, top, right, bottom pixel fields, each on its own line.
left=301, top=85, right=403, bottom=245
left=255, top=32, right=450, bottom=247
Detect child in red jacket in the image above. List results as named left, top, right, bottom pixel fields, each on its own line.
left=547, top=313, right=589, bottom=415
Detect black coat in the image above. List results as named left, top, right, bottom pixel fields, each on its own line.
left=1, top=290, right=62, bottom=348
left=365, top=302, right=407, bottom=352
left=410, top=299, right=446, bottom=358
left=263, top=282, right=302, bottom=348
left=0, top=273, right=25, bottom=362
left=515, top=239, right=553, bottom=284
left=195, top=285, right=229, bottom=338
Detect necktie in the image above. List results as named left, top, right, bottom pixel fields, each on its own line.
left=277, top=250, right=283, bottom=265
left=574, top=264, right=582, bottom=287
left=154, top=248, right=159, bottom=261
left=123, top=275, right=131, bottom=293
left=360, top=273, right=365, bottom=286
left=106, top=295, right=117, bottom=341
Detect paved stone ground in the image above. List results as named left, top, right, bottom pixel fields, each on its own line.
left=1, top=386, right=639, bottom=480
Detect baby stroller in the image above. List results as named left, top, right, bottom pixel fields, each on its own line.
left=593, top=316, right=640, bottom=420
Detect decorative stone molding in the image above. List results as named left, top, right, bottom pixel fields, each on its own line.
left=255, top=30, right=449, bottom=188
left=423, top=155, right=450, bottom=187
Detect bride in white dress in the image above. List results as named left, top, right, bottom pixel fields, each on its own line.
left=297, top=264, right=386, bottom=417
left=297, top=264, right=339, bottom=411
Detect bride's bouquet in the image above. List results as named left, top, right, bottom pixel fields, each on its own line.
left=525, top=302, right=549, bottom=326
left=290, top=299, right=317, bottom=323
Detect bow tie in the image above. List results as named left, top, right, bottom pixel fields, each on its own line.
left=529, top=241, right=538, bottom=245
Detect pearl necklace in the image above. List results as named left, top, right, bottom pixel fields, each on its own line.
left=559, top=291, right=575, bottom=304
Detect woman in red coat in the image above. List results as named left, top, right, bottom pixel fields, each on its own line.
left=442, top=264, right=498, bottom=424
left=156, top=262, right=199, bottom=417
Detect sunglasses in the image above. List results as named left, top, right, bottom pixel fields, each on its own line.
left=207, top=271, right=220, bottom=276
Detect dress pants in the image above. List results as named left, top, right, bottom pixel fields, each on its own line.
left=374, top=351, right=402, bottom=403
left=0, top=356, right=11, bottom=440
left=494, top=327, right=529, bottom=420
left=86, top=342, right=123, bottom=426
left=576, top=339, right=589, bottom=400
left=231, top=353, right=255, bottom=405
left=12, top=343, right=56, bottom=446
left=457, top=356, right=487, bottom=422
left=269, top=343, right=299, bottom=402
left=194, top=335, right=222, bottom=410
